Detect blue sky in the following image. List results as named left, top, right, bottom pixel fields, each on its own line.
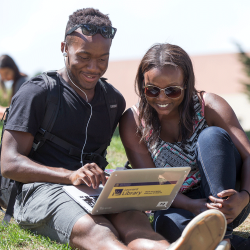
left=0, top=0, right=250, bottom=76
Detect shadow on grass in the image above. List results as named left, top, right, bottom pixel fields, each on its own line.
left=233, top=231, right=250, bottom=239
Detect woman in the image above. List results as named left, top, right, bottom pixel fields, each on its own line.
left=0, top=55, right=27, bottom=116
left=119, top=43, right=250, bottom=250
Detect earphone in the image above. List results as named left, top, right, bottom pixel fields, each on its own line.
left=63, top=42, right=93, bottom=166
left=62, top=43, right=67, bottom=57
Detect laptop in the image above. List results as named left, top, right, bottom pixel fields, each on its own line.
left=63, top=167, right=190, bottom=215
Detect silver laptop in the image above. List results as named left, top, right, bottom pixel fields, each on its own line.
left=63, top=167, right=190, bottom=215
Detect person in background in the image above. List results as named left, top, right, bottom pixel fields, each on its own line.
left=0, top=54, right=28, bottom=117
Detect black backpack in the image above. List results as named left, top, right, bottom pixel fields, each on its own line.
left=0, top=71, right=119, bottom=224
left=0, top=107, right=17, bottom=225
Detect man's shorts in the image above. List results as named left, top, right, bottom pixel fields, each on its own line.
left=14, top=182, right=87, bottom=244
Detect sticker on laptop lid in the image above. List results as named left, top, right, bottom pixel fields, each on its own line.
left=156, top=201, right=168, bottom=207
left=108, top=181, right=177, bottom=199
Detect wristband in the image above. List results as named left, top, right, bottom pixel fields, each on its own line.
left=240, top=189, right=250, bottom=202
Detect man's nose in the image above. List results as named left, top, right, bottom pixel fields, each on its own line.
left=87, top=59, right=99, bottom=73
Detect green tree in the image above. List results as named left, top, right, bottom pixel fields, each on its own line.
left=236, top=43, right=250, bottom=100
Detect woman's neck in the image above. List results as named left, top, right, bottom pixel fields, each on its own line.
left=159, top=113, right=181, bottom=143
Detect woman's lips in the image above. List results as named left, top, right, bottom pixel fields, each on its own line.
left=157, top=103, right=170, bottom=108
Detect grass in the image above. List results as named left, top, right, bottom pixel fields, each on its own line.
left=0, top=125, right=250, bottom=248
left=0, top=88, right=11, bottom=108
left=106, top=128, right=128, bottom=169
left=0, top=213, right=71, bottom=250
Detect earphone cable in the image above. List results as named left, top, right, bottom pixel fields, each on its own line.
left=63, top=56, right=92, bottom=165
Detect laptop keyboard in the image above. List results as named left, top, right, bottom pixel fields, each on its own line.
left=80, top=195, right=99, bottom=208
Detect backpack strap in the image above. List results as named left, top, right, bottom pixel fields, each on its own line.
left=31, top=76, right=118, bottom=170
left=2, top=182, right=17, bottom=225
left=0, top=105, right=17, bottom=225
left=0, top=106, right=11, bottom=142
left=31, top=71, right=61, bottom=153
left=99, top=77, right=118, bottom=148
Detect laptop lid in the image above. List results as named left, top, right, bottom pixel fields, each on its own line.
left=63, top=167, right=190, bottom=215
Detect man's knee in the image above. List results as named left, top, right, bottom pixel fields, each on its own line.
left=108, top=211, right=165, bottom=244
left=70, top=214, right=119, bottom=249
left=108, top=210, right=151, bottom=230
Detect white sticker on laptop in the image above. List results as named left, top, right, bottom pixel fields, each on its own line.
left=156, top=201, right=168, bottom=207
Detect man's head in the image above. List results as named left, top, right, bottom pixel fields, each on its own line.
left=65, top=8, right=115, bottom=44
left=61, top=8, right=115, bottom=93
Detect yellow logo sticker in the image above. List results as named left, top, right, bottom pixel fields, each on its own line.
left=108, top=181, right=176, bottom=199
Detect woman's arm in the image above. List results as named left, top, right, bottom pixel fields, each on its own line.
left=204, top=93, right=250, bottom=222
left=119, top=108, right=156, bottom=169
left=119, top=108, right=208, bottom=213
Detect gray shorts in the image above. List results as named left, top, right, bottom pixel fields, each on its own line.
left=14, top=182, right=87, bottom=244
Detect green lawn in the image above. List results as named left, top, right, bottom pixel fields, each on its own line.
left=0, top=220, right=71, bottom=250
left=0, top=127, right=249, bottom=249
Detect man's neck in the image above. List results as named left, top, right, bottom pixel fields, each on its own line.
left=57, top=68, right=97, bottom=103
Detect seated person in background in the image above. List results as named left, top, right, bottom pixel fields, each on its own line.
left=0, top=54, right=28, bottom=116
left=119, top=43, right=250, bottom=250
left=0, top=8, right=228, bottom=250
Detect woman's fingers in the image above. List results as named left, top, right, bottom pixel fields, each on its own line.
left=208, top=195, right=224, bottom=206
left=206, top=203, right=222, bottom=209
left=217, top=189, right=236, bottom=198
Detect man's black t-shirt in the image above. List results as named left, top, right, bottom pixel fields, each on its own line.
left=5, top=73, right=126, bottom=171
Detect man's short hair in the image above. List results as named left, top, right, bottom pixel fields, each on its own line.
left=65, top=8, right=112, bottom=42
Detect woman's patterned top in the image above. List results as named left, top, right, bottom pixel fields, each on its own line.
left=133, top=95, right=208, bottom=193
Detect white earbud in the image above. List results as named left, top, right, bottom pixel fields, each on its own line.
left=62, top=43, right=67, bottom=57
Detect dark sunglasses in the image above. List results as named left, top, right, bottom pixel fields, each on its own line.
left=144, top=85, right=184, bottom=99
left=65, top=23, right=117, bottom=39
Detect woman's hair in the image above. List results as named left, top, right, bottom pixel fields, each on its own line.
left=135, top=43, right=198, bottom=147
left=0, top=54, right=21, bottom=90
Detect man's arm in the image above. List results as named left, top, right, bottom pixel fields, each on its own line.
left=1, top=130, right=106, bottom=188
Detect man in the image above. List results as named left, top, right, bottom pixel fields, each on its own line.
left=1, top=8, right=228, bottom=250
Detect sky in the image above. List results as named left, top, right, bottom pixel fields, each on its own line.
left=0, top=0, right=250, bottom=77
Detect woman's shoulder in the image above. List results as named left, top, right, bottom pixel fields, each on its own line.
left=120, top=104, right=140, bottom=127
left=131, top=103, right=139, bottom=115
left=201, top=92, right=228, bottom=108
left=199, top=92, right=234, bottom=126
left=195, top=92, right=226, bottom=116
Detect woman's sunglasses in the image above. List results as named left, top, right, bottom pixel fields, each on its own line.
left=144, top=85, right=184, bottom=99
left=65, top=24, right=117, bottom=39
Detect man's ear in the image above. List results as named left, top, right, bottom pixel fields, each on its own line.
left=61, top=42, right=68, bottom=53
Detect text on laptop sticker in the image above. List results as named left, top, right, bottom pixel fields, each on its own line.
left=108, top=181, right=177, bottom=199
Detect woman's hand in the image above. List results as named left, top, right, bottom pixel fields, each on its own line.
left=171, top=193, right=208, bottom=216
left=69, top=163, right=106, bottom=189
left=187, top=198, right=208, bottom=216
left=206, top=189, right=249, bottom=224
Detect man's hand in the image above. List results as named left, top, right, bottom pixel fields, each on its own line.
left=206, top=189, right=249, bottom=224
left=69, top=163, right=106, bottom=189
